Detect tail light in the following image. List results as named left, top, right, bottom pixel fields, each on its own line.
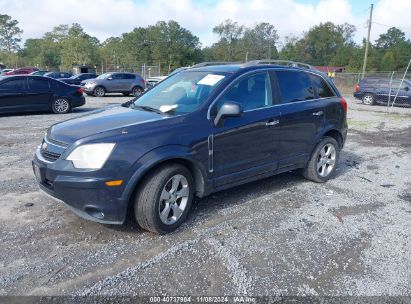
left=76, top=87, right=83, bottom=95
left=355, top=84, right=360, bottom=92
left=340, top=97, right=347, bottom=113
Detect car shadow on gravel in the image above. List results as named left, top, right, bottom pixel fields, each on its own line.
left=111, top=150, right=363, bottom=234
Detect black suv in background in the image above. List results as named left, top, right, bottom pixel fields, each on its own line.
left=354, top=77, right=411, bottom=106
left=60, top=73, right=97, bottom=85
left=33, top=61, right=347, bottom=234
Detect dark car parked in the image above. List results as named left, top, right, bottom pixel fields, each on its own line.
left=0, top=75, right=85, bottom=114
left=30, top=70, right=49, bottom=76
left=354, top=77, right=411, bottom=106
left=33, top=61, right=347, bottom=234
left=44, top=72, right=73, bottom=79
left=60, top=73, right=97, bottom=85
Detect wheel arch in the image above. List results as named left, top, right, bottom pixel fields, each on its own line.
left=321, top=129, right=344, bottom=149
left=124, top=153, right=208, bottom=214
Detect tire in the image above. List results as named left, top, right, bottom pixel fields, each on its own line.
left=303, top=136, right=339, bottom=183
left=52, top=98, right=71, bottom=114
left=134, top=164, right=194, bottom=234
left=132, top=86, right=143, bottom=97
left=362, top=93, right=375, bottom=105
left=93, top=86, right=106, bottom=97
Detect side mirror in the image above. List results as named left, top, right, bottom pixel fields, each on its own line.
left=214, top=101, right=243, bottom=127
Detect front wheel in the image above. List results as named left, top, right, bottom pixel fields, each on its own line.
left=362, top=93, right=375, bottom=105
left=303, top=137, right=339, bottom=183
left=132, top=86, right=143, bottom=97
left=93, top=86, right=106, bottom=97
left=134, top=164, right=194, bottom=234
left=52, top=98, right=71, bottom=114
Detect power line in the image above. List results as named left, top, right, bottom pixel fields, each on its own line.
left=372, top=21, right=411, bottom=31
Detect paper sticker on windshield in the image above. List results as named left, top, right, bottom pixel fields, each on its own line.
left=159, top=105, right=178, bottom=113
left=197, top=74, right=225, bottom=86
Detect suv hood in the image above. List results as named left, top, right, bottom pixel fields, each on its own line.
left=49, top=105, right=167, bottom=143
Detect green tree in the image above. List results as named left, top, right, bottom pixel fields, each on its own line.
left=212, top=19, right=243, bottom=60
left=0, top=14, right=23, bottom=52
left=241, top=22, right=279, bottom=61
left=375, top=27, right=406, bottom=49
left=380, top=51, right=395, bottom=71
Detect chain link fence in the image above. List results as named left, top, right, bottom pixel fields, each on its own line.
left=333, top=71, right=411, bottom=96
left=98, top=63, right=163, bottom=79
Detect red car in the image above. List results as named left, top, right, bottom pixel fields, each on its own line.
left=5, top=67, right=38, bottom=75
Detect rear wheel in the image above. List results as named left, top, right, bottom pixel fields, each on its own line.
left=134, top=164, right=194, bottom=234
left=362, top=93, right=375, bottom=105
left=93, top=86, right=105, bottom=97
left=303, top=137, right=339, bottom=183
left=132, top=86, right=143, bottom=97
left=52, top=98, right=70, bottom=114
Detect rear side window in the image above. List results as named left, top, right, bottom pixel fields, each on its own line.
left=310, top=74, right=335, bottom=98
left=276, top=71, right=314, bottom=103
left=28, top=78, right=50, bottom=90
left=0, top=79, right=25, bottom=90
left=124, top=74, right=136, bottom=80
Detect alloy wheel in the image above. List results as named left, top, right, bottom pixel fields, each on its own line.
left=158, top=174, right=190, bottom=225
left=316, top=143, right=336, bottom=177
left=54, top=98, right=69, bottom=113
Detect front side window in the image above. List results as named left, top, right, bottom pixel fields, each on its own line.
left=0, top=79, right=25, bottom=90
left=310, top=74, right=335, bottom=98
left=276, top=71, right=314, bottom=103
left=218, top=72, right=272, bottom=111
left=111, top=74, right=123, bottom=80
left=130, top=71, right=227, bottom=115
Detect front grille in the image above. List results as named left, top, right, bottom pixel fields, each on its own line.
left=41, top=149, right=61, bottom=162
left=47, top=136, right=69, bottom=148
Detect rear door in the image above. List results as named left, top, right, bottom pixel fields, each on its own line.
left=26, top=77, right=53, bottom=110
left=274, top=70, right=326, bottom=169
left=122, top=73, right=136, bottom=91
left=0, top=77, right=27, bottom=112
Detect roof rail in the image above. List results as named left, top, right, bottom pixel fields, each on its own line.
left=244, top=59, right=315, bottom=70
left=191, top=61, right=241, bottom=68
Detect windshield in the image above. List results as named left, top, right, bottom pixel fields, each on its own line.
left=96, top=73, right=110, bottom=80
left=130, top=71, right=228, bottom=115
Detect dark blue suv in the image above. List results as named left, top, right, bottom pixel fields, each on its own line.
left=354, top=77, right=411, bottom=106
left=33, top=61, right=347, bottom=234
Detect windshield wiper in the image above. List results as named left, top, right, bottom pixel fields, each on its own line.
left=132, top=105, right=164, bottom=114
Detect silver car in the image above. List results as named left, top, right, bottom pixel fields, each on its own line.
left=81, top=72, right=145, bottom=97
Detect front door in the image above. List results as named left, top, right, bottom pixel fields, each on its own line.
left=211, top=72, right=281, bottom=187
left=0, top=77, right=27, bottom=113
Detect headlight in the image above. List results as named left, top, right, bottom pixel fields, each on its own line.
left=66, top=143, right=115, bottom=169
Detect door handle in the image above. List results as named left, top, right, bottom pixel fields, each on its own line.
left=312, top=111, right=323, bottom=116
left=266, top=120, right=280, bottom=126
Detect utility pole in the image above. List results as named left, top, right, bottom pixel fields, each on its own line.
left=361, top=3, right=373, bottom=79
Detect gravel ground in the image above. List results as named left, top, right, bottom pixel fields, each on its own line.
left=0, top=94, right=410, bottom=296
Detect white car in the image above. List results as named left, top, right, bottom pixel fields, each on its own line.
left=146, top=76, right=167, bottom=89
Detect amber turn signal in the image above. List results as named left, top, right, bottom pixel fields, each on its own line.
left=105, top=180, right=124, bottom=186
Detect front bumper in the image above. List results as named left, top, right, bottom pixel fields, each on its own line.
left=32, top=148, right=128, bottom=224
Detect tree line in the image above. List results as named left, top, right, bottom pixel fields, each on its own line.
left=0, top=14, right=410, bottom=74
